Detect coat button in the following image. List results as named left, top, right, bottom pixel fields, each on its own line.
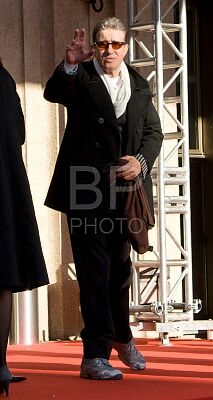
left=95, top=142, right=101, bottom=148
left=136, top=128, right=141, bottom=134
left=98, top=117, right=104, bottom=124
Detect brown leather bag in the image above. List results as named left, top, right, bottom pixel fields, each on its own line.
left=122, top=177, right=154, bottom=254
left=105, top=158, right=154, bottom=254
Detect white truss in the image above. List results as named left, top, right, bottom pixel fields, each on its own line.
left=127, top=0, right=211, bottom=342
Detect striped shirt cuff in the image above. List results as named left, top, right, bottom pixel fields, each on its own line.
left=135, top=154, right=148, bottom=179
left=63, top=60, right=78, bottom=75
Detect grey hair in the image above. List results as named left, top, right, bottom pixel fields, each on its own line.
left=92, top=17, right=128, bottom=43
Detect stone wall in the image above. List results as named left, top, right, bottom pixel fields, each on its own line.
left=0, top=0, right=128, bottom=340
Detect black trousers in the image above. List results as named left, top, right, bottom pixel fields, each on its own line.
left=66, top=214, right=133, bottom=359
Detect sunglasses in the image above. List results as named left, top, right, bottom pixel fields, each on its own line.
left=94, top=41, right=126, bottom=50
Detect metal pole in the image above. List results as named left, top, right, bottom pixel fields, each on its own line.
left=18, top=290, right=39, bottom=344
left=179, top=0, right=193, bottom=318
left=154, top=0, right=168, bottom=331
left=10, top=290, right=39, bottom=345
left=127, top=0, right=135, bottom=65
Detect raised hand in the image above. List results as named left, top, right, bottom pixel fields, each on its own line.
left=65, top=28, right=94, bottom=65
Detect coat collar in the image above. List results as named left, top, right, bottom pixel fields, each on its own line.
left=80, top=61, right=151, bottom=136
left=80, top=62, right=119, bottom=132
left=126, top=67, right=152, bottom=135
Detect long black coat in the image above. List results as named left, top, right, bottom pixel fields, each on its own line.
left=44, top=61, right=163, bottom=217
left=0, top=65, right=49, bottom=292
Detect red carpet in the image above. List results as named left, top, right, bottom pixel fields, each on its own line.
left=6, top=339, right=213, bottom=400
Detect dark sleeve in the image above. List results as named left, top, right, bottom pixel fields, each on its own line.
left=139, top=98, right=163, bottom=172
left=16, top=92, right=25, bottom=145
left=44, top=61, right=76, bottom=107
left=0, top=66, right=25, bottom=145
left=10, top=75, right=25, bottom=145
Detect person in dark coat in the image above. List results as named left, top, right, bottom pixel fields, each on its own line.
left=0, top=59, right=49, bottom=396
left=44, top=17, right=163, bottom=380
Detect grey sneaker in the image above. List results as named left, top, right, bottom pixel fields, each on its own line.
left=113, top=339, right=146, bottom=370
left=80, top=357, right=123, bottom=380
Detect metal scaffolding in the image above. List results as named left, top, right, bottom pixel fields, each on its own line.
left=127, top=0, right=213, bottom=342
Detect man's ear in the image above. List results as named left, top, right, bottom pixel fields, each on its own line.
left=124, top=43, right=129, bottom=56
left=88, top=47, right=95, bottom=60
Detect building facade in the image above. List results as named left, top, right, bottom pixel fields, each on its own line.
left=0, top=0, right=212, bottom=342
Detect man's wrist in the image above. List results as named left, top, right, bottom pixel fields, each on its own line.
left=63, top=60, right=78, bottom=74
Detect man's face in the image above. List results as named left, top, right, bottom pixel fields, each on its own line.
left=94, top=28, right=128, bottom=77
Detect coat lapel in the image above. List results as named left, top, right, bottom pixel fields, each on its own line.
left=82, top=62, right=151, bottom=147
left=83, top=63, right=119, bottom=133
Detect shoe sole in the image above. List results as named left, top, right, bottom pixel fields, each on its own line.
left=117, top=354, right=146, bottom=370
left=80, top=372, right=123, bottom=380
left=11, top=376, right=27, bottom=383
